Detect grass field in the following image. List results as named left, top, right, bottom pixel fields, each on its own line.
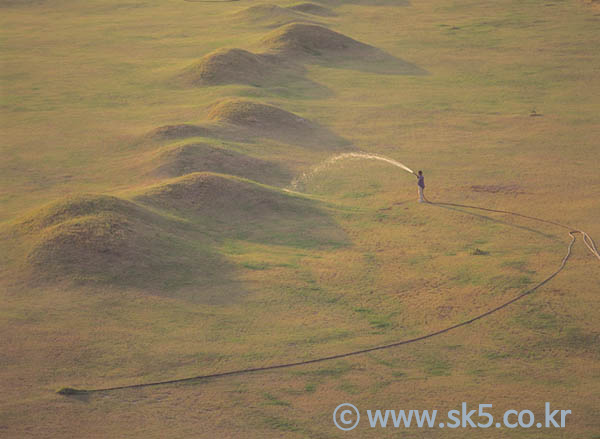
left=1, top=0, right=599, bottom=437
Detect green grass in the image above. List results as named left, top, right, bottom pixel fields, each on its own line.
left=1, top=0, right=599, bottom=438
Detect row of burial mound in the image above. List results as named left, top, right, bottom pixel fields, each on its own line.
left=5, top=176, right=345, bottom=288
left=178, top=21, right=420, bottom=88
left=3, top=5, right=358, bottom=289
left=146, top=98, right=349, bottom=148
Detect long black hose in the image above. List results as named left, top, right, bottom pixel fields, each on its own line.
left=58, top=201, right=598, bottom=395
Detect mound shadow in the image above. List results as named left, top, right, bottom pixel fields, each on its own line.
left=261, top=23, right=427, bottom=75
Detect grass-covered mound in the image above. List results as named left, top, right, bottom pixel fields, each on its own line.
left=261, top=23, right=426, bottom=75
left=261, top=23, right=372, bottom=56
left=145, top=98, right=348, bottom=147
left=148, top=142, right=290, bottom=186
left=206, top=97, right=348, bottom=147
left=6, top=194, right=225, bottom=289
left=207, top=98, right=311, bottom=132
left=177, top=48, right=280, bottom=86
left=132, top=172, right=348, bottom=247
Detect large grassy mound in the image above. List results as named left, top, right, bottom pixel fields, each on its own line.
left=131, top=172, right=348, bottom=247
left=207, top=98, right=311, bottom=131
left=144, top=98, right=349, bottom=148
left=6, top=194, right=219, bottom=289
left=206, top=97, right=348, bottom=147
left=4, top=179, right=346, bottom=288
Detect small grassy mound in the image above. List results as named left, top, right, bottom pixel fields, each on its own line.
left=132, top=172, right=347, bottom=247
left=288, top=3, right=336, bottom=17
left=177, top=48, right=277, bottom=86
left=261, top=23, right=371, bottom=56
left=149, top=142, right=290, bottom=185
left=8, top=194, right=226, bottom=290
left=143, top=98, right=347, bottom=147
left=14, top=194, right=150, bottom=233
left=207, top=98, right=311, bottom=132
left=134, top=172, right=303, bottom=219
left=206, top=97, right=348, bottom=147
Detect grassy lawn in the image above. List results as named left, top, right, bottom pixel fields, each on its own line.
left=1, top=0, right=599, bottom=437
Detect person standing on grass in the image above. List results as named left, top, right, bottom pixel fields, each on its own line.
left=416, top=170, right=425, bottom=202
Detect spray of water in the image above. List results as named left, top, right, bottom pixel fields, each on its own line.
left=291, top=152, right=415, bottom=191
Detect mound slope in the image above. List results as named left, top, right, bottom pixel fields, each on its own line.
left=177, top=48, right=279, bottom=86
left=133, top=172, right=347, bottom=246
left=260, top=23, right=426, bottom=75
left=207, top=98, right=311, bottom=132
left=205, top=98, right=347, bottom=147
left=9, top=194, right=226, bottom=289
left=261, top=23, right=371, bottom=56
left=149, top=142, right=290, bottom=185
left=134, top=172, right=301, bottom=218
